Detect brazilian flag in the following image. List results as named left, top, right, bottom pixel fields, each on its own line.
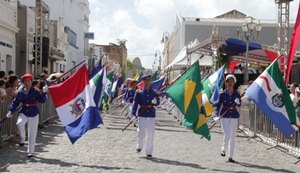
left=165, top=61, right=211, bottom=140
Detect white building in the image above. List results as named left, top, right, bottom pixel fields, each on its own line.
left=162, top=10, right=295, bottom=71
left=88, top=43, right=104, bottom=69
left=0, top=0, right=18, bottom=73
left=44, top=0, right=90, bottom=71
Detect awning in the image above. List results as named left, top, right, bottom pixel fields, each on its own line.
left=165, top=39, right=213, bottom=70
left=225, top=37, right=278, bottom=62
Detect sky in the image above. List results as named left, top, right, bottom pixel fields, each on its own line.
left=89, top=0, right=300, bottom=69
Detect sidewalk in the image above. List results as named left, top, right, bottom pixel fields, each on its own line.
left=0, top=107, right=299, bottom=173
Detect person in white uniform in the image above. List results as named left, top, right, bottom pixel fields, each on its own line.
left=214, top=74, right=241, bottom=163
left=131, top=71, right=160, bottom=158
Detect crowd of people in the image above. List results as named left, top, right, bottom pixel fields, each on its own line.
left=289, top=83, right=300, bottom=119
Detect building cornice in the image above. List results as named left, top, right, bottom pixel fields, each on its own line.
left=0, top=20, right=19, bottom=33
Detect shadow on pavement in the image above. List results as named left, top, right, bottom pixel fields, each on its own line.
left=0, top=120, right=65, bottom=172
left=142, top=157, right=206, bottom=170
left=236, top=161, right=296, bottom=173
left=32, top=156, right=134, bottom=171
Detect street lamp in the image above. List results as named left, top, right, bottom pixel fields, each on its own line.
left=240, top=16, right=262, bottom=84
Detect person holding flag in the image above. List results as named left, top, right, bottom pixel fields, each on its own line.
left=131, top=71, right=160, bottom=158
left=5, top=74, right=48, bottom=158
left=213, top=74, right=241, bottom=163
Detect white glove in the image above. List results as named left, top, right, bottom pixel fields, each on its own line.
left=131, top=116, right=136, bottom=121
left=151, top=99, right=157, bottom=105
left=6, top=111, right=13, bottom=118
left=213, top=116, right=220, bottom=122
left=234, top=98, right=240, bottom=105
left=42, top=85, right=48, bottom=93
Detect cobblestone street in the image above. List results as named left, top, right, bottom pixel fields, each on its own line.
left=1, top=107, right=299, bottom=173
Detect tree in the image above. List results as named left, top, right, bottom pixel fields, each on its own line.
left=116, top=39, right=127, bottom=48
left=215, top=44, right=231, bottom=69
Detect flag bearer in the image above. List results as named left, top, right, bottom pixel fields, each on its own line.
left=214, top=74, right=241, bottom=163
left=6, top=74, right=48, bottom=158
left=131, top=71, right=160, bottom=158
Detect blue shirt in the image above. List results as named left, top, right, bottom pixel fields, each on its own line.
left=215, top=89, right=241, bottom=119
left=9, top=87, right=47, bottom=117
left=132, top=87, right=160, bottom=118
left=125, top=88, right=135, bottom=103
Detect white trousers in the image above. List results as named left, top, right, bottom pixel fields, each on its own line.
left=128, top=103, right=134, bottom=118
left=220, top=118, right=238, bottom=159
left=136, top=117, right=155, bottom=155
left=16, top=113, right=39, bottom=155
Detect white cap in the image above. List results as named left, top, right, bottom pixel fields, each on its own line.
left=141, top=70, right=152, bottom=79
left=225, top=74, right=237, bottom=83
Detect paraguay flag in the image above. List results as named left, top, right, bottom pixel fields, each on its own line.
left=49, top=65, right=103, bottom=144
left=245, top=59, right=300, bottom=137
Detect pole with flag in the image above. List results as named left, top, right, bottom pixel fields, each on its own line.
left=245, top=58, right=300, bottom=137
left=48, top=65, right=103, bottom=144
left=165, top=60, right=211, bottom=140
left=202, top=65, right=225, bottom=116
left=285, top=2, right=300, bottom=84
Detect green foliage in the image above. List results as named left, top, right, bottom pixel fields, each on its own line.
left=216, top=44, right=231, bottom=69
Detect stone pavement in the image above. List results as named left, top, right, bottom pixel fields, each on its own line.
left=0, top=107, right=299, bottom=173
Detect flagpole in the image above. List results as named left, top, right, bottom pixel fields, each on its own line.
left=0, top=60, right=87, bottom=124
left=48, top=60, right=86, bottom=86
left=200, top=91, right=246, bottom=139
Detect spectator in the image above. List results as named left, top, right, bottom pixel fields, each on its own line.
left=0, top=79, right=7, bottom=101
left=8, top=70, right=15, bottom=76
left=295, top=87, right=300, bottom=120
left=0, top=71, right=5, bottom=79
left=290, top=83, right=298, bottom=107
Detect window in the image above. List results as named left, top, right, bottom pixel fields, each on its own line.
left=65, top=28, right=77, bottom=47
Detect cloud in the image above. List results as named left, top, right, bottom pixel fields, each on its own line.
left=89, top=0, right=299, bottom=69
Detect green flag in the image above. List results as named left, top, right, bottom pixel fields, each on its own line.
left=103, top=71, right=114, bottom=110
left=165, top=61, right=211, bottom=140
left=151, top=69, right=160, bottom=82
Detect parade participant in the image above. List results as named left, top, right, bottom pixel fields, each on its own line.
left=214, top=74, right=241, bottom=163
left=131, top=71, right=160, bottom=158
left=5, top=74, right=48, bottom=158
left=125, top=79, right=138, bottom=119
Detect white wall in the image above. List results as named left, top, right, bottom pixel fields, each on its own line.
left=0, top=1, right=18, bottom=72
left=44, top=0, right=90, bottom=70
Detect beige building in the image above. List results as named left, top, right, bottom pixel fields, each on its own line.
left=16, top=4, right=35, bottom=76
left=98, top=43, right=127, bottom=76
left=49, top=19, right=67, bottom=73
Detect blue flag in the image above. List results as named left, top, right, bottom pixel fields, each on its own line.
left=151, top=76, right=165, bottom=92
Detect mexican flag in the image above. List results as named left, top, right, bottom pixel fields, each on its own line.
left=202, top=65, right=225, bottom=116
left=245, top=59, right=300, bottom=136
left=165, top=61, right=211, bottom=140
left=49, top=65, right=103, bottom=144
